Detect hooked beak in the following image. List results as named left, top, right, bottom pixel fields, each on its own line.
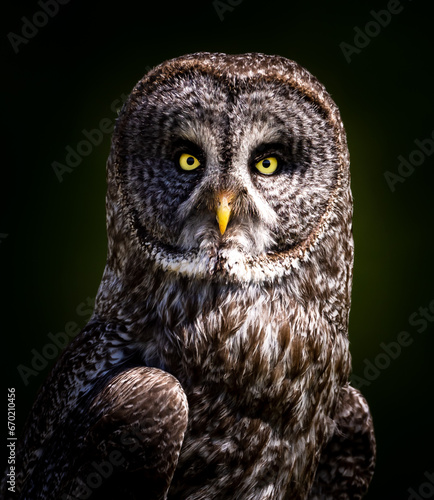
left=216, top=192, right=235, bottom=235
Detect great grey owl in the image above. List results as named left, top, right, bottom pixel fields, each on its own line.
left=4, top=52, right=376, bottom=499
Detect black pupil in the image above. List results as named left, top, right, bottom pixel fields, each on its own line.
left=262, top=159, right=271, bottom=168
left=186, top=156, right=195, bottom=166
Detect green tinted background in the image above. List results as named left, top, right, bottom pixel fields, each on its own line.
left=3, top=1, right=434, bottom=498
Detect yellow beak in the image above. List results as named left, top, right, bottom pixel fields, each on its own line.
left=216, top=192, right=234, bottom=235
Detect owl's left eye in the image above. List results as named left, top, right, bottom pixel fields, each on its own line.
left=179, top=153, right=201, bottom=171
left=254, top=157, right=278, bottom=175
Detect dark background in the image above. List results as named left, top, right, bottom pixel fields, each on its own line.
left=2, top=1, right=434, bottom=498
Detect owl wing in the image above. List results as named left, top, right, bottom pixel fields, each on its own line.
left=13, top=323, right=188, bottom=500
left=64, top=366, right=189, bottom=500
left=307, top=384, right=376, bottom=500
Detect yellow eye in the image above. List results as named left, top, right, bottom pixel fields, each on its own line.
left=255, top=157, right=278, bottom=175
left=179, top=153, right=201, bottom=171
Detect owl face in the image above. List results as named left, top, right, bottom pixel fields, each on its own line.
left=112, top=53, right=347, bottom=282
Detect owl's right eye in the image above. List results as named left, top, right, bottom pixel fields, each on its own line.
left=179, top=153, right=201, bottom=171
left=254, top=156, right=279, bottom=175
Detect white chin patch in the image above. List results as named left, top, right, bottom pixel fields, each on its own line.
left=156, top=217, right=283, bottom=282
left=155, top=245, right=286, bottom=284
left=157, top=248, right=251, bottom=281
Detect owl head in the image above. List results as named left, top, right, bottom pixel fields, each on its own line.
left=101, top=52, right=353, bottom=327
